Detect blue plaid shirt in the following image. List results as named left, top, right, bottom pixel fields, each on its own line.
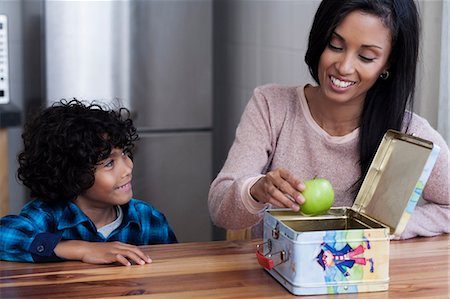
left=0, top=199, right=177, bottom=263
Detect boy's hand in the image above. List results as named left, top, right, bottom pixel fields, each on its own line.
left=55, top=240, right=152, bottom=266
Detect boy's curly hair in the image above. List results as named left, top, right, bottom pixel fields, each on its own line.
left=17, top=99, right=138, bottom=204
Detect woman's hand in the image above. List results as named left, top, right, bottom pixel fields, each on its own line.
left=55, top=240, right=152, bottom=266
left=250, top=167, right=305, bottom=211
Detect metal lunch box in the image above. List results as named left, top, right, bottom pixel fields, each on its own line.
left=256, top=130, right=441, bottom=295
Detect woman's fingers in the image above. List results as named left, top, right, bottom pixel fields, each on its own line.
left=267, top=187, right=301, bottom=211
left=279, top=168, right=305, bottom=194
left=273, top=173, right=305, bottom=205
left=251, top=168, right=306, bottom=211
left=266, top=168, right=305, bottom=205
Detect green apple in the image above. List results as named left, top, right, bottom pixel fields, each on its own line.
left=300, top=178, right=334, bottom=216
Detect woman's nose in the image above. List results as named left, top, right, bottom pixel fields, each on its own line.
left=336, top=54, right=355, bottom=75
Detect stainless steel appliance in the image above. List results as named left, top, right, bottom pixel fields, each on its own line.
left=0, top=14, right=10, bottom=105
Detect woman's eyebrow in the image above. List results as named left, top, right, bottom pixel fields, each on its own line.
left=332, top=31, right=383, bottom=49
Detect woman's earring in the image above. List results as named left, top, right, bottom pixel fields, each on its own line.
left=380, top=70, right=390, bottom=80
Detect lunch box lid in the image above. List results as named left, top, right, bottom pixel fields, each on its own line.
left=352, top=130, right=440, bottom=236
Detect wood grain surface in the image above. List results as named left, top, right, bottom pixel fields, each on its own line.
left=0, top=235, right=448, bottom=299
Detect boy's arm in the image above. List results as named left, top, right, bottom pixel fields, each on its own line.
left=134, top=200, right=178, bottom=244
left=0, top=211, right=62, bottom=262
left=1, top=214, right=151, bottom=265
left=1, top=201, right=152, bottom=265
left=54, top=240, right=152, bottom=266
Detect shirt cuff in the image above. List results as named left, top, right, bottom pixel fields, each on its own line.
left=30, top=232, right=64, bottom=262
left=241, top=175, right=270, bottom=214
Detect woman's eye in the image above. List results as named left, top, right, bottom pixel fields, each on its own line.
left=105, top=160, right=114, bottom=168
left=359, top=55, right=375, bottom=62
left=328, top=42, right=342, bottom=51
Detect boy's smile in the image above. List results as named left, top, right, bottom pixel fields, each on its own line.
left=115, top=181, right=132, bottom=193
left=75, top=148, right=133, bottom=226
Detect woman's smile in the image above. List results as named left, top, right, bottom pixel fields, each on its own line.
left=329, top=75, right=356, bottom=89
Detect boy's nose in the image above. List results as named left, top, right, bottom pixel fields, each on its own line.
left=122, top=156, right=133, bottom=177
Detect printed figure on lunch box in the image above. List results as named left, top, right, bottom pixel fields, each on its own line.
left=316, top=240, right=375, bottom=277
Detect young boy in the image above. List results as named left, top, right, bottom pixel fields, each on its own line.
left=0, top=100, right=177, bottom=266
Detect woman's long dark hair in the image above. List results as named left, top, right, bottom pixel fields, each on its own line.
left=305, top=0, right=419, bottom=193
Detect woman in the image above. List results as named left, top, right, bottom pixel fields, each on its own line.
left=208, top=0, right=449, bottom=239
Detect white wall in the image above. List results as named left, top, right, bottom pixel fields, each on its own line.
left=416, top=0, right=449, bottom=144
left=416, top=0, right=442, bottom=129
left=213, top=0, right=320, bottom=172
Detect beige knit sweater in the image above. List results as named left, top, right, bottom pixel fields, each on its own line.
left=208, top=84, right=450, bottom=239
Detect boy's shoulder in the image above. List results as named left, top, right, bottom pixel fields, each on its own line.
left=21, top=198, right=66, bottom=214
left=126, top=199, right=166, bottom=219
left=2, top=199, right=70, bottom=225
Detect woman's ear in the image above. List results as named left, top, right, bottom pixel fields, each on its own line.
left=380, top=70, right=390, bottom=80
left=380, top=61, right=391, bottom=80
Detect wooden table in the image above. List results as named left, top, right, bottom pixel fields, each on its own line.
left=1, top=235, right=448, bottom=298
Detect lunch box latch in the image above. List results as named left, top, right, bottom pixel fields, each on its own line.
left=256, top=239, right=286, bottom=270
left=272, top=223, right=280, bottom=239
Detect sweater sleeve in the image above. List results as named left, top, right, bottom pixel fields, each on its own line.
left=208, top=86, right=282, bottom=230
left=400, top=116, right=450, bottom=239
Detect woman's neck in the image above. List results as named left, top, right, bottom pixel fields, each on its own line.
left=304, top=85, right=362, bottom=136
